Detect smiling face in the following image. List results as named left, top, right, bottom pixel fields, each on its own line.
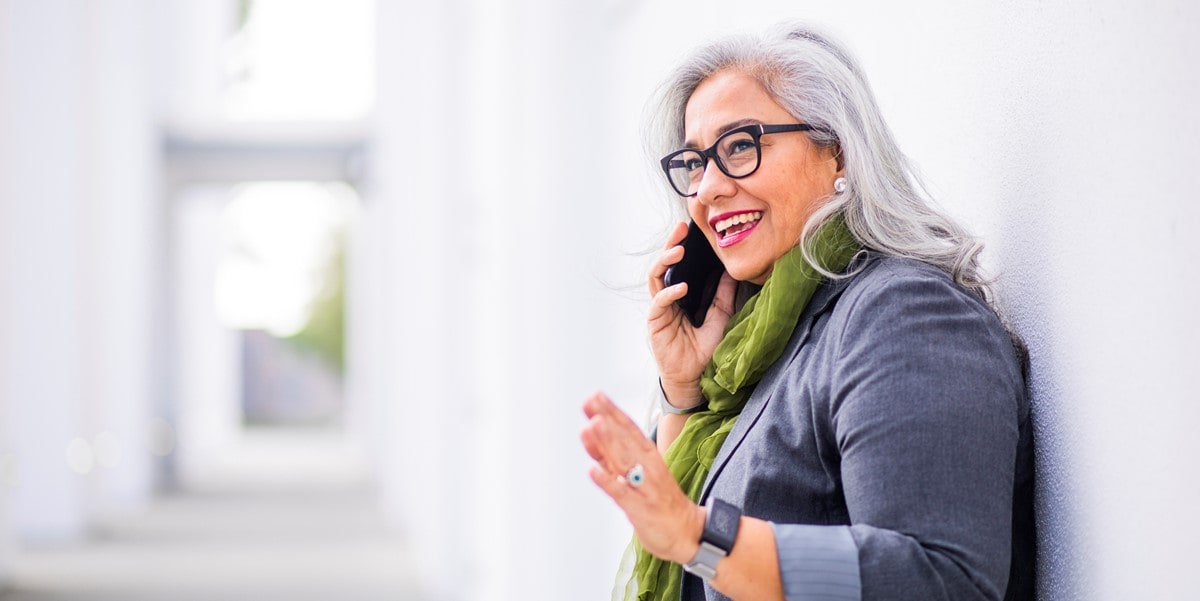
left=682, top=70, right=840, bottom=285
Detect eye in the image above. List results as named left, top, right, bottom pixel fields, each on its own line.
left=683, top=157, right=706, bottom=172
left=727, top=138, right=756, bottom=156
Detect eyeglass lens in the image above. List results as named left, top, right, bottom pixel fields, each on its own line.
left=666, top=129, right=760, bottom=197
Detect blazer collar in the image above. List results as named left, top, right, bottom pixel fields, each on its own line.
left=696, top=265, right=861, bottom=505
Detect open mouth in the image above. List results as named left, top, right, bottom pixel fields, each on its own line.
left=711, top=211, right=763, bottom=247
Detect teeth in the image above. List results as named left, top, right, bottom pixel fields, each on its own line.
left=714, top=211, right=763, bottom=234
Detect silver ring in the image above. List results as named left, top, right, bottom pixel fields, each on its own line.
left=626, top=464, right=645, bottom=488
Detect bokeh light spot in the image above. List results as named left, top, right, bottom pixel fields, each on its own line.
left=147, top=418, right=177, bottom=457
left=66, top=438, right=94, bottom=475
left=94, top=431, right=123, bottom=469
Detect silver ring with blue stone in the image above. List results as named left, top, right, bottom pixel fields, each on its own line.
left=626, top=463, right=645, bottom=488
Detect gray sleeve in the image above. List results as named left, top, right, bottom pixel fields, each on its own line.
left=771, top=523, right=861, bottom=601
left=828, top=267, right=1023, bottom=601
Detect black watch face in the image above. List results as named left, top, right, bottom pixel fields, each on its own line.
left=707, top=499, right=740, bottom=552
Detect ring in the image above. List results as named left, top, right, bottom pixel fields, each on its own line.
left=626, top=464, right=645, bottom=488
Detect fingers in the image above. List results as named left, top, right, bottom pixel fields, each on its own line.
left=588, top=444, right=669, bottom=505
left=590, top=461, right=665, bottom=504
left=586, top=441, right=699, bottom=562
left=589, top=464, right=631, bottom=502
left=581, top=391, right=706, bottom=562
left=580, top=391, right=655, bottom=476
left=648, top=281, right=688, bottom=326
left=664, top=220, right=689, bottom=250
left=580, top=423, right=622, bottom=476
left=648, top=222, right=689, bottom=295
left=648, top=245, right=685, bottom=294
left=582, top=389, right=624, bottom=420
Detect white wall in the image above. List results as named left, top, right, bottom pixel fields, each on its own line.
left=366, top=2, right=644, bottom=599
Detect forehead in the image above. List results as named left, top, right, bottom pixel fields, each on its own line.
left=683, top=70, right=795, bottom=146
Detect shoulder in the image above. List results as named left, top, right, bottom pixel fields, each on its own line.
left=840, top=253, right=984, bottom=307
left=819, top=254, right=1020, bottom=380
left=832, top=254, right=998, bottom=335
left=765, top=253, right=1022, bottom=399
left=803, top=256, right=1028, bottom=443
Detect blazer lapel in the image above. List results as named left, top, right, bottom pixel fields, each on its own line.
left=697, top=277, right=852, bottom=505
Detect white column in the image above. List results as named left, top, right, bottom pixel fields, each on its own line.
left=150, top=0, right=233, bottom=128
left=0, top=0, right=89, bottom=542
left=370, top=2, right=654, bottom=599
left=496, top=3, right=652, bottom=597
left=0, top=0, right=164, bottom=541
left=0, top=0, right=19, bottom=581
left=369, top=3, right=465, bottom=598
left=74, top=0, right=160, bottom=520
left=171, top=189, right=242, bottom=487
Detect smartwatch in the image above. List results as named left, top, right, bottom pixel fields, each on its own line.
left=683, top=498, right=741, bottom=581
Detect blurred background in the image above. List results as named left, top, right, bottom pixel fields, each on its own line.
left=0, top=1, right=1197, bottom=600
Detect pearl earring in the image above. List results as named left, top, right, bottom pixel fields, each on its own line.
left=834, top=177, right=847, bottom=194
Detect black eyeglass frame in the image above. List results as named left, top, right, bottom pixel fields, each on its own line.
left=659, top=123, right=825, bottom=198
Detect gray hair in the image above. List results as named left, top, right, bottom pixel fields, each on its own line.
left=646, top=22, right=991, bottom=300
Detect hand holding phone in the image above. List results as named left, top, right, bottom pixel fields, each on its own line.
left=663, top=221, right=725, bottom=328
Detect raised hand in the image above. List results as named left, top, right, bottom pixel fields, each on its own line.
left=580, top=391, right=703, bottom=564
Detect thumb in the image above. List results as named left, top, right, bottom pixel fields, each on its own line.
left=706, top=271, right=737, bottom=324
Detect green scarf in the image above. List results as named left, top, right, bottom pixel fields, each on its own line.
left=619, top=217, right=859, bottom=601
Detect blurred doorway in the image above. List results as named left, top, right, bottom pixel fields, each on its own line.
left=160, top=0, right=375, bottom=490
left=168, top=180, right=362, bottom=489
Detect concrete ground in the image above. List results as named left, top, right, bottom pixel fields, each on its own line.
left=0, top=427, right=422, bottom=601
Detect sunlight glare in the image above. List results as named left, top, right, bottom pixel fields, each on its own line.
left=215, top=182, right=355, bottom=337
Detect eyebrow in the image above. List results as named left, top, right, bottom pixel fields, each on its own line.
left=682, top=118, right=761, bottom=149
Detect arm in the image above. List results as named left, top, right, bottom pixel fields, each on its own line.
left=656, top=413, right=690, bottom=455
left=809, top=267, right=1023, bottom=601
left=701, top=514, right=786, bottom=599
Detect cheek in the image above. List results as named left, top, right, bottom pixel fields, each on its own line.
left=758, top=174, right=810, bottom=222
left=782, top=194, right=818, bottom=232
left=686, top=200, right=706, bottom=226
left=771, top=187, right=822, bottom=241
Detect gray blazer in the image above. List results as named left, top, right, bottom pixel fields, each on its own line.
left=683, top=255, right=1034, bottom=601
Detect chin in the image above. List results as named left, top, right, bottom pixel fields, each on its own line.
left=724, top=262, right=770, bottom=285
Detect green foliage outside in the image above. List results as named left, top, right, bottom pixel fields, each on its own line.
left=286, top=231, right=345, bottom=374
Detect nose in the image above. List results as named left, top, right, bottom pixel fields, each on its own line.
left=694, top=158, right=737, bottom=206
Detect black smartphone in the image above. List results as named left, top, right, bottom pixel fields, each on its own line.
left=663, top=221, right=725, bottom=328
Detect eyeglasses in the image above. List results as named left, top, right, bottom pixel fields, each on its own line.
left=659, top=123, right=821, bottom=197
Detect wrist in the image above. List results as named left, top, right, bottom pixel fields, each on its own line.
left=670, top=505, right=707, bottom=565
left=659, top=379, right=705, bottom=413
left=681, top=499, right=742, bottom=582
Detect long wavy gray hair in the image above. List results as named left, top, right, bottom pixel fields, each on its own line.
left=646, top=22, right=990, bottom=300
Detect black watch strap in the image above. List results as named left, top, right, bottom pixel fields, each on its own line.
left=684, top=498, right=741, bottom=581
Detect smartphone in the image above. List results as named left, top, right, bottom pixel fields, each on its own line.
left=663, top=221, right=725, bottom=328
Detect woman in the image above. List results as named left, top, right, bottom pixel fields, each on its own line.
left=579, top=23, right=1035, bottom=601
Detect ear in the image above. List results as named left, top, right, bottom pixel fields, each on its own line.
left=816, top=142, right=843, bottom=183
left=814, top=141, right=843, bottom=173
